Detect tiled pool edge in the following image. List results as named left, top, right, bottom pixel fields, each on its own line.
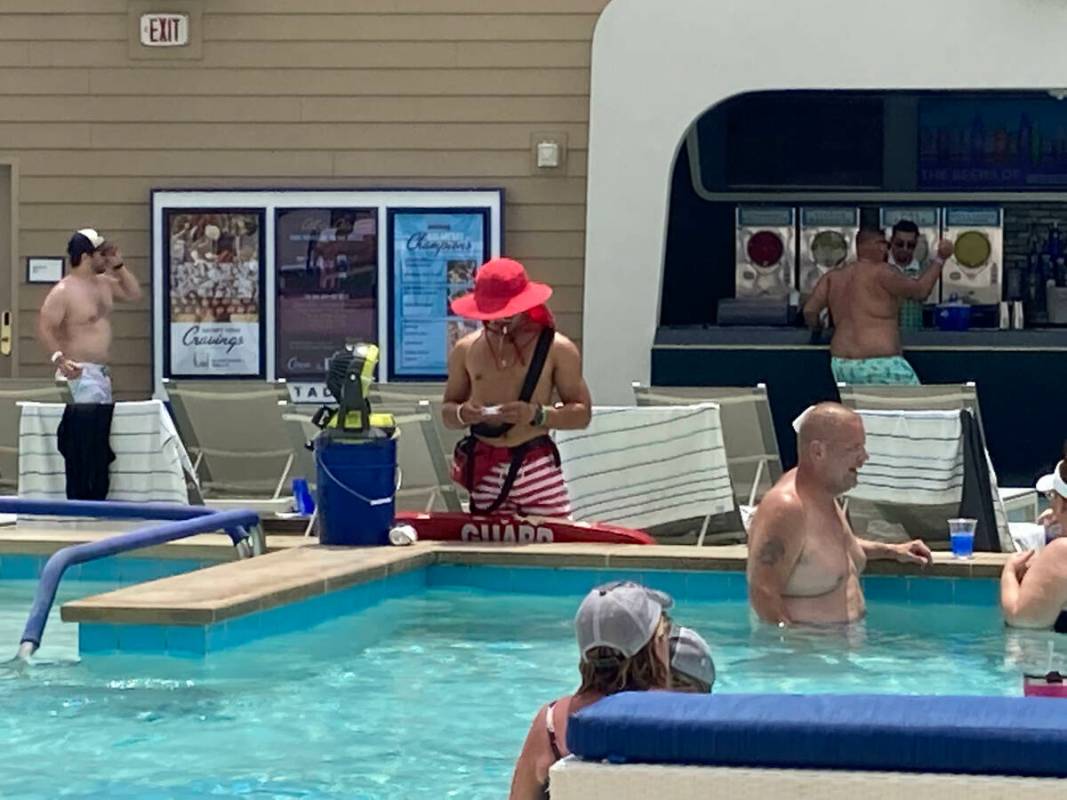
left=78, top=567, right=427, bottom=657
left=61, top=544, right=1007, bottom=658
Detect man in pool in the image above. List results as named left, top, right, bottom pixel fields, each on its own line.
left=442, top=257, right=592, bottom=518
left=802, top=228, right=954, bottom=385
left=747, top=403, right=932, bottom=625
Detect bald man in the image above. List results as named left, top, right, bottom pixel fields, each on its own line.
left=803, top=229, right=954, bottom=385
left=747, top=403, right=932, bottom=625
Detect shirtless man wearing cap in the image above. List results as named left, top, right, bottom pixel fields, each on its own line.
left=747, top=403, right=932, bottom=625
left=37, top=229, right=142, bottom=403
left=442, top=257, right=592, bottom=518
left=1001, top=455, right=1067, bottom=631
left=803, top=229, right=954, bottom=385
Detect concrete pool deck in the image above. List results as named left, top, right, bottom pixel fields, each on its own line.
left=56, top=540, right=1014, bottom=628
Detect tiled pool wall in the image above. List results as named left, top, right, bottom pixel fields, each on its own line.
left=78, top=567, right=427, bottom=657
left=0, top=553, right=213, bottom=583
left=427, top=564, right=1000, bottom=606
left=57, top=562, right=1001, bottom=659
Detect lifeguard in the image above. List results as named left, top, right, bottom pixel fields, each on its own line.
left=441, top=258, right=592, bottom=518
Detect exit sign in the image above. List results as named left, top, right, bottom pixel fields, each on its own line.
left=139, top=13, right=189, bottom=47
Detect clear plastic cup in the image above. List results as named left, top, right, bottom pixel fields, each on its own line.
left=948, top=517, right=977, bottom=559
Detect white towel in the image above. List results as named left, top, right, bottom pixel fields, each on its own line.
left=849, top=409, right=964, bottom=506
left=18, top=400, right=195, bottom=508
left=554, top=404, right=735, bottom=529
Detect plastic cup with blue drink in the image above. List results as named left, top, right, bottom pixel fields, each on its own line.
left=948, top=517, right=977, bottom=559
left=292, top=478, right=315, bottom=516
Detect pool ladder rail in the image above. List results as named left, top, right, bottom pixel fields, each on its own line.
left=0, top=499, right=263, bottom=660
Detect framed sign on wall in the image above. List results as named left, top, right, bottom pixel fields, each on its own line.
left=387, top=208, right=489, bottom=380
left=161, top=209, right=266, bottom=379
left=273, top=207, right=378, bottom=387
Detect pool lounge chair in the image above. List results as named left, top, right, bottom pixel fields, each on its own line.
left=163, top=379, right=294, bottom=511
left=837, top=382, right=1039, bottom=523
left=0, top=378, right=69, bottom=495
left=370, top=384, right=464, bottom=514
left=554, top=403, right=741, bottom=545
left=632, top=382, right=782, bottom=510
left=845, top=407, right=1011, bottom=551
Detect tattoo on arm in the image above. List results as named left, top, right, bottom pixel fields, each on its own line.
left=757, top=538, right=786, bottom=566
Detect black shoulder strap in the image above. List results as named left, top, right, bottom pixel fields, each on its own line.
left=519, top=327, right=555, bottom=403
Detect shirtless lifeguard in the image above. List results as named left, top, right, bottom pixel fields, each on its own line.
left=442, top=258, right=592, bottom=518
left=37, top=229, right=143, bottom=403
left=746, top=403, right=932, bottom=625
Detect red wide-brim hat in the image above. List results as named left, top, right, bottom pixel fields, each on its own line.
left=450, top=257, right=553, bottom=321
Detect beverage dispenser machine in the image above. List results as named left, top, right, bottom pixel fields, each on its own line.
left=941, top=207, right=1003, bottom=306
left=799, top=207, right=858, bottom=296
left=734, top=206, right=796, bottom=298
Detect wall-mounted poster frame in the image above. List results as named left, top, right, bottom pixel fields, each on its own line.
left=161, top=207, right=267, bottom=381
left=151, top=189, right=503, bottom=399
left=387, top=208, right=490, bottom=380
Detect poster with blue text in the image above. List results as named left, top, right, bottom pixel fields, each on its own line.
left=389, top=209, right=488, bottom=378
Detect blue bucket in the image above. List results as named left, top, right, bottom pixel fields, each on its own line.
left=314, top=433, right=397, bottom=546
left=936, top=303, right=972, bottom=331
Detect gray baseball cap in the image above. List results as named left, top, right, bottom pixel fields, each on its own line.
left=575, top=581, right=673, bottom=661
left=670, top=625, right=716, bottom=689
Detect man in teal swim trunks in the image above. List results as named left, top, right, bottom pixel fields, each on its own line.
left=803, top=228, right=954, bottom=385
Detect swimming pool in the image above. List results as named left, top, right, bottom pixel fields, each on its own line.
left=3, top=562, right=1065, bottom=799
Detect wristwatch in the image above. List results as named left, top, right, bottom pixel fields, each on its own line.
left=50, top=350, right=64, bottom=365
left=531, top=405, right=548, bottom=427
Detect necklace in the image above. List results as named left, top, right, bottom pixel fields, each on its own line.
left=483, top=328, right=537, bottom=370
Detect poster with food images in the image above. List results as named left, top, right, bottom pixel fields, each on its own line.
left=389, top=209, right=488, bottom=378
left=164, top=209, right=265, bottom=377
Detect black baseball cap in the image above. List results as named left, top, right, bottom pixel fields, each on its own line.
left=67, top=228, right=106, bottom=265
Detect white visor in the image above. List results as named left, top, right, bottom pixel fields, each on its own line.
left=1036, top=461, right=1067, bottom=498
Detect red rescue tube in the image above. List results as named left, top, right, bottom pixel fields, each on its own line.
left=394, top=511, right=655, bottom=545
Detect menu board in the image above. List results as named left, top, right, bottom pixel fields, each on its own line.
left=163, top=209, right=265, bottom=377
left=389, top=209, right=488, bottom=378
left=274, top=208, right=378, bottom=383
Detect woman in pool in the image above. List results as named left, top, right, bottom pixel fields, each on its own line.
left=669, top=625, right=716, bottom=693
left=1000, top=457, right=1067, bottom=631
left=508, top=581, right=673, bottom=800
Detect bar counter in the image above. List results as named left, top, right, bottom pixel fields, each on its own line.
left=651, top=326, right=1067, bottom=486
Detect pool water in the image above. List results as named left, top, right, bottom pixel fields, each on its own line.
left=2, top=572, right=1066, bottom=799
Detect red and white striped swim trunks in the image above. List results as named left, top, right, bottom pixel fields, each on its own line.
left=454, top=436, right=573, bottom=519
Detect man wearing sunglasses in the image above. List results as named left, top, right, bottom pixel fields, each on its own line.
left=888, top=220, right=928, bottom=332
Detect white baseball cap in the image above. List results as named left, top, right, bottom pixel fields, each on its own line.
left=1036, top=461, right=1067, bottom=498
left=76, top=228, right=106, bottom=249
left=575, top=581, right=673, bottom=661
left=669, top=625, right=716, bottom=690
